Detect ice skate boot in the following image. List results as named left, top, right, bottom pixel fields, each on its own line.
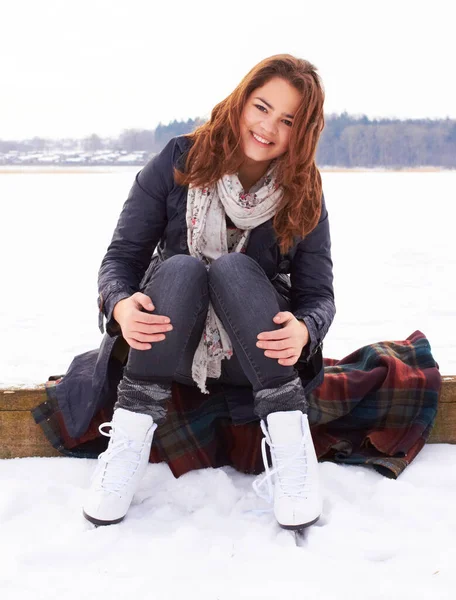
left=82, top=408, right=157, bottom=526
left=253, top=410, right=322, bottom=529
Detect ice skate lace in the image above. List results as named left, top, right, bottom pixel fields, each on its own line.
left=252, top=419, right=311, bottom=504
left=90, top=421, right=155, bottom=498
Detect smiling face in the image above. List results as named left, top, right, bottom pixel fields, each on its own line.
left=239, top=76, right=302, bottom=168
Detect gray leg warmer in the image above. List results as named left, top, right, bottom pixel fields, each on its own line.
left=113, top=374, right=172, bottom=424
left=253, top=376, right=309, bottom=420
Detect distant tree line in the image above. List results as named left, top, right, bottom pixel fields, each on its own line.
left=1, top=113, right=455, bottom=168
left=318, top=112, right=455, bottom=168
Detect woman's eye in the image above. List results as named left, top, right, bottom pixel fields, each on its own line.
left=255, top=104, right=292, bottom=127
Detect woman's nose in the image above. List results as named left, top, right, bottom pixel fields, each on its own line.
left=261, top=118, right=278, bottom=136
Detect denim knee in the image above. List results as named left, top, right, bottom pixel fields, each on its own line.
left=123, top=254, right=210, bottom=384
left=155, top=254, right=207, bottom=277
left=143, top=254, right=208, bottom=296
left=209, top=253, right=258, bottom=286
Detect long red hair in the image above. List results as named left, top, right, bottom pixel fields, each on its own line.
left=174, top=54, right=325, bottom=255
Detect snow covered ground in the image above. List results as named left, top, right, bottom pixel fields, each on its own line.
left=1, top=169, right=455, bottom=598
left=1, top=447, right=456, bottom=599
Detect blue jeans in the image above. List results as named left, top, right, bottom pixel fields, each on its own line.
left=115, top=254, right=308, bottom=422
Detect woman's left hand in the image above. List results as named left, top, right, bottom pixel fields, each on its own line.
left=256, top=311, right=309, bottom=366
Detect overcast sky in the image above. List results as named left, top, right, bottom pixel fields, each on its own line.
left=2, top=0, right=455, bottom=139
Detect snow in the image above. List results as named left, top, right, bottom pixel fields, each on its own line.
left=1, top=169, right=455, bottom=597
left=1, top=448, right=456, bottom=598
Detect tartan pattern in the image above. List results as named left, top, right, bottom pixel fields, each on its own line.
left=32, top=330, right=441, bottom=479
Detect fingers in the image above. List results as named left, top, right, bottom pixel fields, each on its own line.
left=262, top=347, right=296, bottom=359
left=120, top=298, right=173, bottom=350
left=260, top=346, right=300, bottom=366
left=256, top=338, right=292, bottom=351
left=127, top=326, right=173, bottom=351
left=132, top=322, right=174, bottom=335
left=134, top=310, right=173, bottom=335
left=126, top=312, right=173, bottom=351
left=126, top=337, right=162, bottom=351
left=256, top=339, right=300, bottom=364
left=136, top=311, right=171, bottom=326
left=277, top=355, right=299, bottom=366
left=257, top=328, right=289, bottom=340
left=134, top=292, right=155, bottom=312
left=125, top=331, right=169, bottom=350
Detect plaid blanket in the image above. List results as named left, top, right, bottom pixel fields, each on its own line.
left=32, top=330, right=441, bottom=479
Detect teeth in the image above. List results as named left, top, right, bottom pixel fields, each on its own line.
left=252, top=132, right=271, bottom=145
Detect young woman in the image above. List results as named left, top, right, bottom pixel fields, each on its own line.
left=83, top=54, right=335, bottom=531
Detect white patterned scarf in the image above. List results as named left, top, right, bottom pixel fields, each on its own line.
left=186, top=161, right=283, bottom=393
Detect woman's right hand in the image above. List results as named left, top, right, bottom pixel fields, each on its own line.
left=112, top=292, right=173, bottom=350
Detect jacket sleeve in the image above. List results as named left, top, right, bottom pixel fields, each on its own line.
left=290, top=190, right=336, bottom=360
left=97, top=137, right=178, bottom=336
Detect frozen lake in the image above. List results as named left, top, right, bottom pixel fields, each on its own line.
left=0, top=167, right=454, bottom=387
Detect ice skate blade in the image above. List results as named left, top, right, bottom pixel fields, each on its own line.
left=82, top=510, right=125, bottom=527
left=278, top=514, right=321, bottom=530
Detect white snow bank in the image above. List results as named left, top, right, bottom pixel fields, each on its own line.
left=1, top=444, right=455, bottom=599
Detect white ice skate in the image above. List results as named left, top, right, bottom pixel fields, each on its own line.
left=82, top=408, right=157, bottom=526
left=253, top=410, right=322, bottom=529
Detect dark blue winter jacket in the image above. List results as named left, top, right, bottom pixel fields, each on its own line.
left=97, top=135, right=336, bottom=363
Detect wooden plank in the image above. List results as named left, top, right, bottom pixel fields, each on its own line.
left=0, top=410, right=61, bottom=458
left=428, top=376, right=456, bottom=444
left=0, top=387, right=61, bottom=458
left=0, top=385, right=62, bottom=458
left=0, top=377, right=455, bottom=458
left=1, top=386, right=47, bottom=410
